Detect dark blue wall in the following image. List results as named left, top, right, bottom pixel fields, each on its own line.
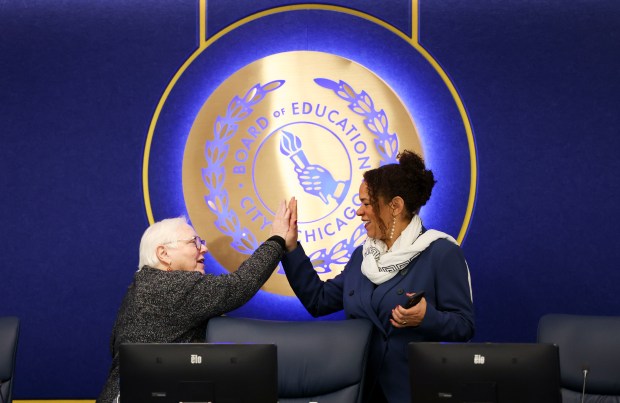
left=1, top=0, right=618, bottom=398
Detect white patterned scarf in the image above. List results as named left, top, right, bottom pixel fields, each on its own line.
left=361, top=215, right=458, bottom=285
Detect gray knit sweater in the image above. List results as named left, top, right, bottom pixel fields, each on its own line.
left=96, top=239, right=284, bottom=402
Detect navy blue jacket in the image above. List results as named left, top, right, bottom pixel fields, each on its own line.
left=282, top=238, right=475, bottom=403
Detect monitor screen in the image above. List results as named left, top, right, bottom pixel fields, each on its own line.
left=408, top=342, right=561, bottom=403
left=119, top=343, right=278, bottom=403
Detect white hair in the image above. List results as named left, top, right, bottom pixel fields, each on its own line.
left=138, top=216, right=188, bottom=269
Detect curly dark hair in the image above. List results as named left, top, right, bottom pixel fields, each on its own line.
left=362, top=150, right=436, bottom=236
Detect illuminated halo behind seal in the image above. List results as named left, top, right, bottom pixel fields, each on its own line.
left=182, top=51, right=422, bottom=296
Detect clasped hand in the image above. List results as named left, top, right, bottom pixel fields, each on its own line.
left=390, top=294, right=427, bottom=328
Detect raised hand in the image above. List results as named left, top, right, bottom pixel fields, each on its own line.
left=285, top=197, right=298, bottom=252
left=269, top=199, right=291, bottom=240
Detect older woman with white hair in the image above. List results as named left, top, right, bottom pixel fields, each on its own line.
left=97, top=200, right=293, bottom=403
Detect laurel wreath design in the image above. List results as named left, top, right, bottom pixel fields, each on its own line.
left=315, top=78, right=399, bottom=164
left=202, top=80, right=284, bottom=254
left=202, top=78, right=399, bottom=276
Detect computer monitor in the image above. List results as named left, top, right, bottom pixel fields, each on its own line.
left=119, top=343, right=278, bottom=403
left=408, top=342, right=561, bottom=403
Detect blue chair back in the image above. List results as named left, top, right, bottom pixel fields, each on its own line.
left=206, top=317, right=372, bottom=403
left=0, top=317, right=20, bottom=403
left=538, top=314, right=620, bottom=403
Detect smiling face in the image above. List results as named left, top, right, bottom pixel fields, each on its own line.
left=165, top=224, right=207, bottom=274
left=356, top=181, right=393, bottom=241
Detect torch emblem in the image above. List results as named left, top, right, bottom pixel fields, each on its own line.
left=280, top=130, right=348, bottom=205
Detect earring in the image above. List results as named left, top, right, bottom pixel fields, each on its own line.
left=389, top=215, right=396, bottom=239
left=166, top=260, right=173, bottom=272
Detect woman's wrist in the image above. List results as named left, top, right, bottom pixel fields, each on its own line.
left=267, top=235, right=286, bottom=250
left=286, top=241, right=299, bottom=253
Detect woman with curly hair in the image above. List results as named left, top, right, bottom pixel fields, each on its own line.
left=282, top=150, right=474, bottom=403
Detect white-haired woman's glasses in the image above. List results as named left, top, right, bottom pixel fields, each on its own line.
left=162, top=236, right=205, bottom=250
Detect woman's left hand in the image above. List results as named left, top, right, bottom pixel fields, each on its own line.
left=390, top=295, right=427, bottom=328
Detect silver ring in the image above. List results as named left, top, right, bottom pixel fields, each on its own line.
left=402, top=320, right=407, bottom=325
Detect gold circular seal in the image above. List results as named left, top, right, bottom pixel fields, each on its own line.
left=183, top=51, right=421, bottom=296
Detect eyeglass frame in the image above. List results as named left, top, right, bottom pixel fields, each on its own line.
left=162, top=236, right=206, bottom=251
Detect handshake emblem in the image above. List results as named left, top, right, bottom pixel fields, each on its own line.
left=279, top=130, right=348, bottom=205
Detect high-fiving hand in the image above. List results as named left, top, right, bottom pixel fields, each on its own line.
left=269, top=199, right=292, bottom=240
left=285, top=197, right=298, bottom=252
